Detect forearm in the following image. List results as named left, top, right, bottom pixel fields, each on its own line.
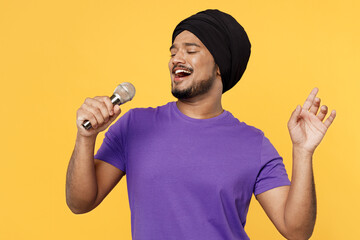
left=284, top=147, right=316, bottom=239
left=66, top=133, right=99, bottom=214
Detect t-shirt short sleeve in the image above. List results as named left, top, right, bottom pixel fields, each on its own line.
left=94, top=110, right=132, bottom=174
left=254, top=134, right=291, bottom=196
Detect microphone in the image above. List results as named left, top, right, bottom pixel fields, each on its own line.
left=82, top=82, right=136, bottom=130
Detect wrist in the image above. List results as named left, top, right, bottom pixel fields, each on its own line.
left=76, top=132, right=98, bottom=145
left=292, top=145, right=314, bottom=160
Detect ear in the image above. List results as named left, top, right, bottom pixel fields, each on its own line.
left=216, top=65, right=221, bottom=76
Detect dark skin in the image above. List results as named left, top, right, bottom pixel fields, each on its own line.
left=169, top=31, right=223, bottom=120
left=66, top=97, right=124, bottom=214
left=66, top=30, right=336, bottom=240
left=169, top=31, right=336, bottom=240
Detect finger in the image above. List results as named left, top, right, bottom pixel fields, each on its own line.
left=95, top=96, right=114, bottom=116
left=288, top=105, right=302, bottom=129
left=323, top=110, right=336, bottom=128
left=96, top=105, right=122, bottom=131
left=309, top=97, right=321, bottom=115
left=317, top=105, right=328, bottom=121
left=303, top=87, right=319, bottom=110
left=83, top=104, right=105, bottom=128
left=85, top=98, right=110, bottom=123
left=77, top=108, right=98, bottom=129
left=113, top=104, right=121, bottom=115
left=108, top=105, right=122, bottom=122
left=103, top=96, right=115, bottom=116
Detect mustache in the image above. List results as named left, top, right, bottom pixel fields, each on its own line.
left=172, top=64, right=193, bottom=73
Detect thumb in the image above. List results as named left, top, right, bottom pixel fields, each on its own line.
left=288, top=105, right=302, bottom=129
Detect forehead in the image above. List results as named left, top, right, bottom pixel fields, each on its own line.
left=170, top=30, right=205, bottom=49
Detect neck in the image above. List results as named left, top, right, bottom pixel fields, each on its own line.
left=176, top=82, right=223, bottom=119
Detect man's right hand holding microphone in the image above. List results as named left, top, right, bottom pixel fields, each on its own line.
left=76, top=96, right=122, bottom=138
left=66, top=83, right=135, bottom=214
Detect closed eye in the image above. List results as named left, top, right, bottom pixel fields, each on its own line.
left=170, top=51, right=198, bottom=58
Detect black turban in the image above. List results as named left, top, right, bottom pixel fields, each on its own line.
left=172, top=9, right=251, bottom=93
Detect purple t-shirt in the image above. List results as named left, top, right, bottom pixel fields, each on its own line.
left=95, top=101, right=290, bottom=240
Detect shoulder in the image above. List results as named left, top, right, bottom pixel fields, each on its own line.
left=231, top=118, right=278, bottom=156
left=130, top=102, right=171, bottom=115
left=119, top=102, right=173, bottom=127
left=241, top=121, right=264, bottom=137
left=106, top=102, right=173, bottom=139
left=227, top=111, right=265, bottom=138
left=129, top=102, right=172, bottom=118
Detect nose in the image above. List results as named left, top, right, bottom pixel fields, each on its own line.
left=171, top=50, right=186, bottom=65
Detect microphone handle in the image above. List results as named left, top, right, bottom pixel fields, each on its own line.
left=82, top=94, right=121, bottom=130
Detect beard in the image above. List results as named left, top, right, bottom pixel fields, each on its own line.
left=171, top=66, right=217, bottom=99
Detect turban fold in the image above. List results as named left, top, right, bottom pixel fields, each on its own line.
left=172, top=9, right=251, bottom=93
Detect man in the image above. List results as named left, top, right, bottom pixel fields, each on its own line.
left=66, top=9, right=336, bottom=240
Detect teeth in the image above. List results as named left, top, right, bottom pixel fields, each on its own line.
left=175, top=69, right=191, bottom=74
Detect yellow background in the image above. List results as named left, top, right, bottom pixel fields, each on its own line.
left=1, top=0, right=359, bottom=239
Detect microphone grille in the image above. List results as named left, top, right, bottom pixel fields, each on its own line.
left=113, top=82, right=136, bottom=104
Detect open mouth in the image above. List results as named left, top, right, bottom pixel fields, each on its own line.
left=173, top=67, right=193, bottom=80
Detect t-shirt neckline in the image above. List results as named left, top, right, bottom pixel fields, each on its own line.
left=171, top=101, right=231, bottom=124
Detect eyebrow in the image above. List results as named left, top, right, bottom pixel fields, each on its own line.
left=169, top=42, right=201, bottom=51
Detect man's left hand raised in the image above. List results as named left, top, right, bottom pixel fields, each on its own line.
left=288, top=87, right=336, bottom=155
